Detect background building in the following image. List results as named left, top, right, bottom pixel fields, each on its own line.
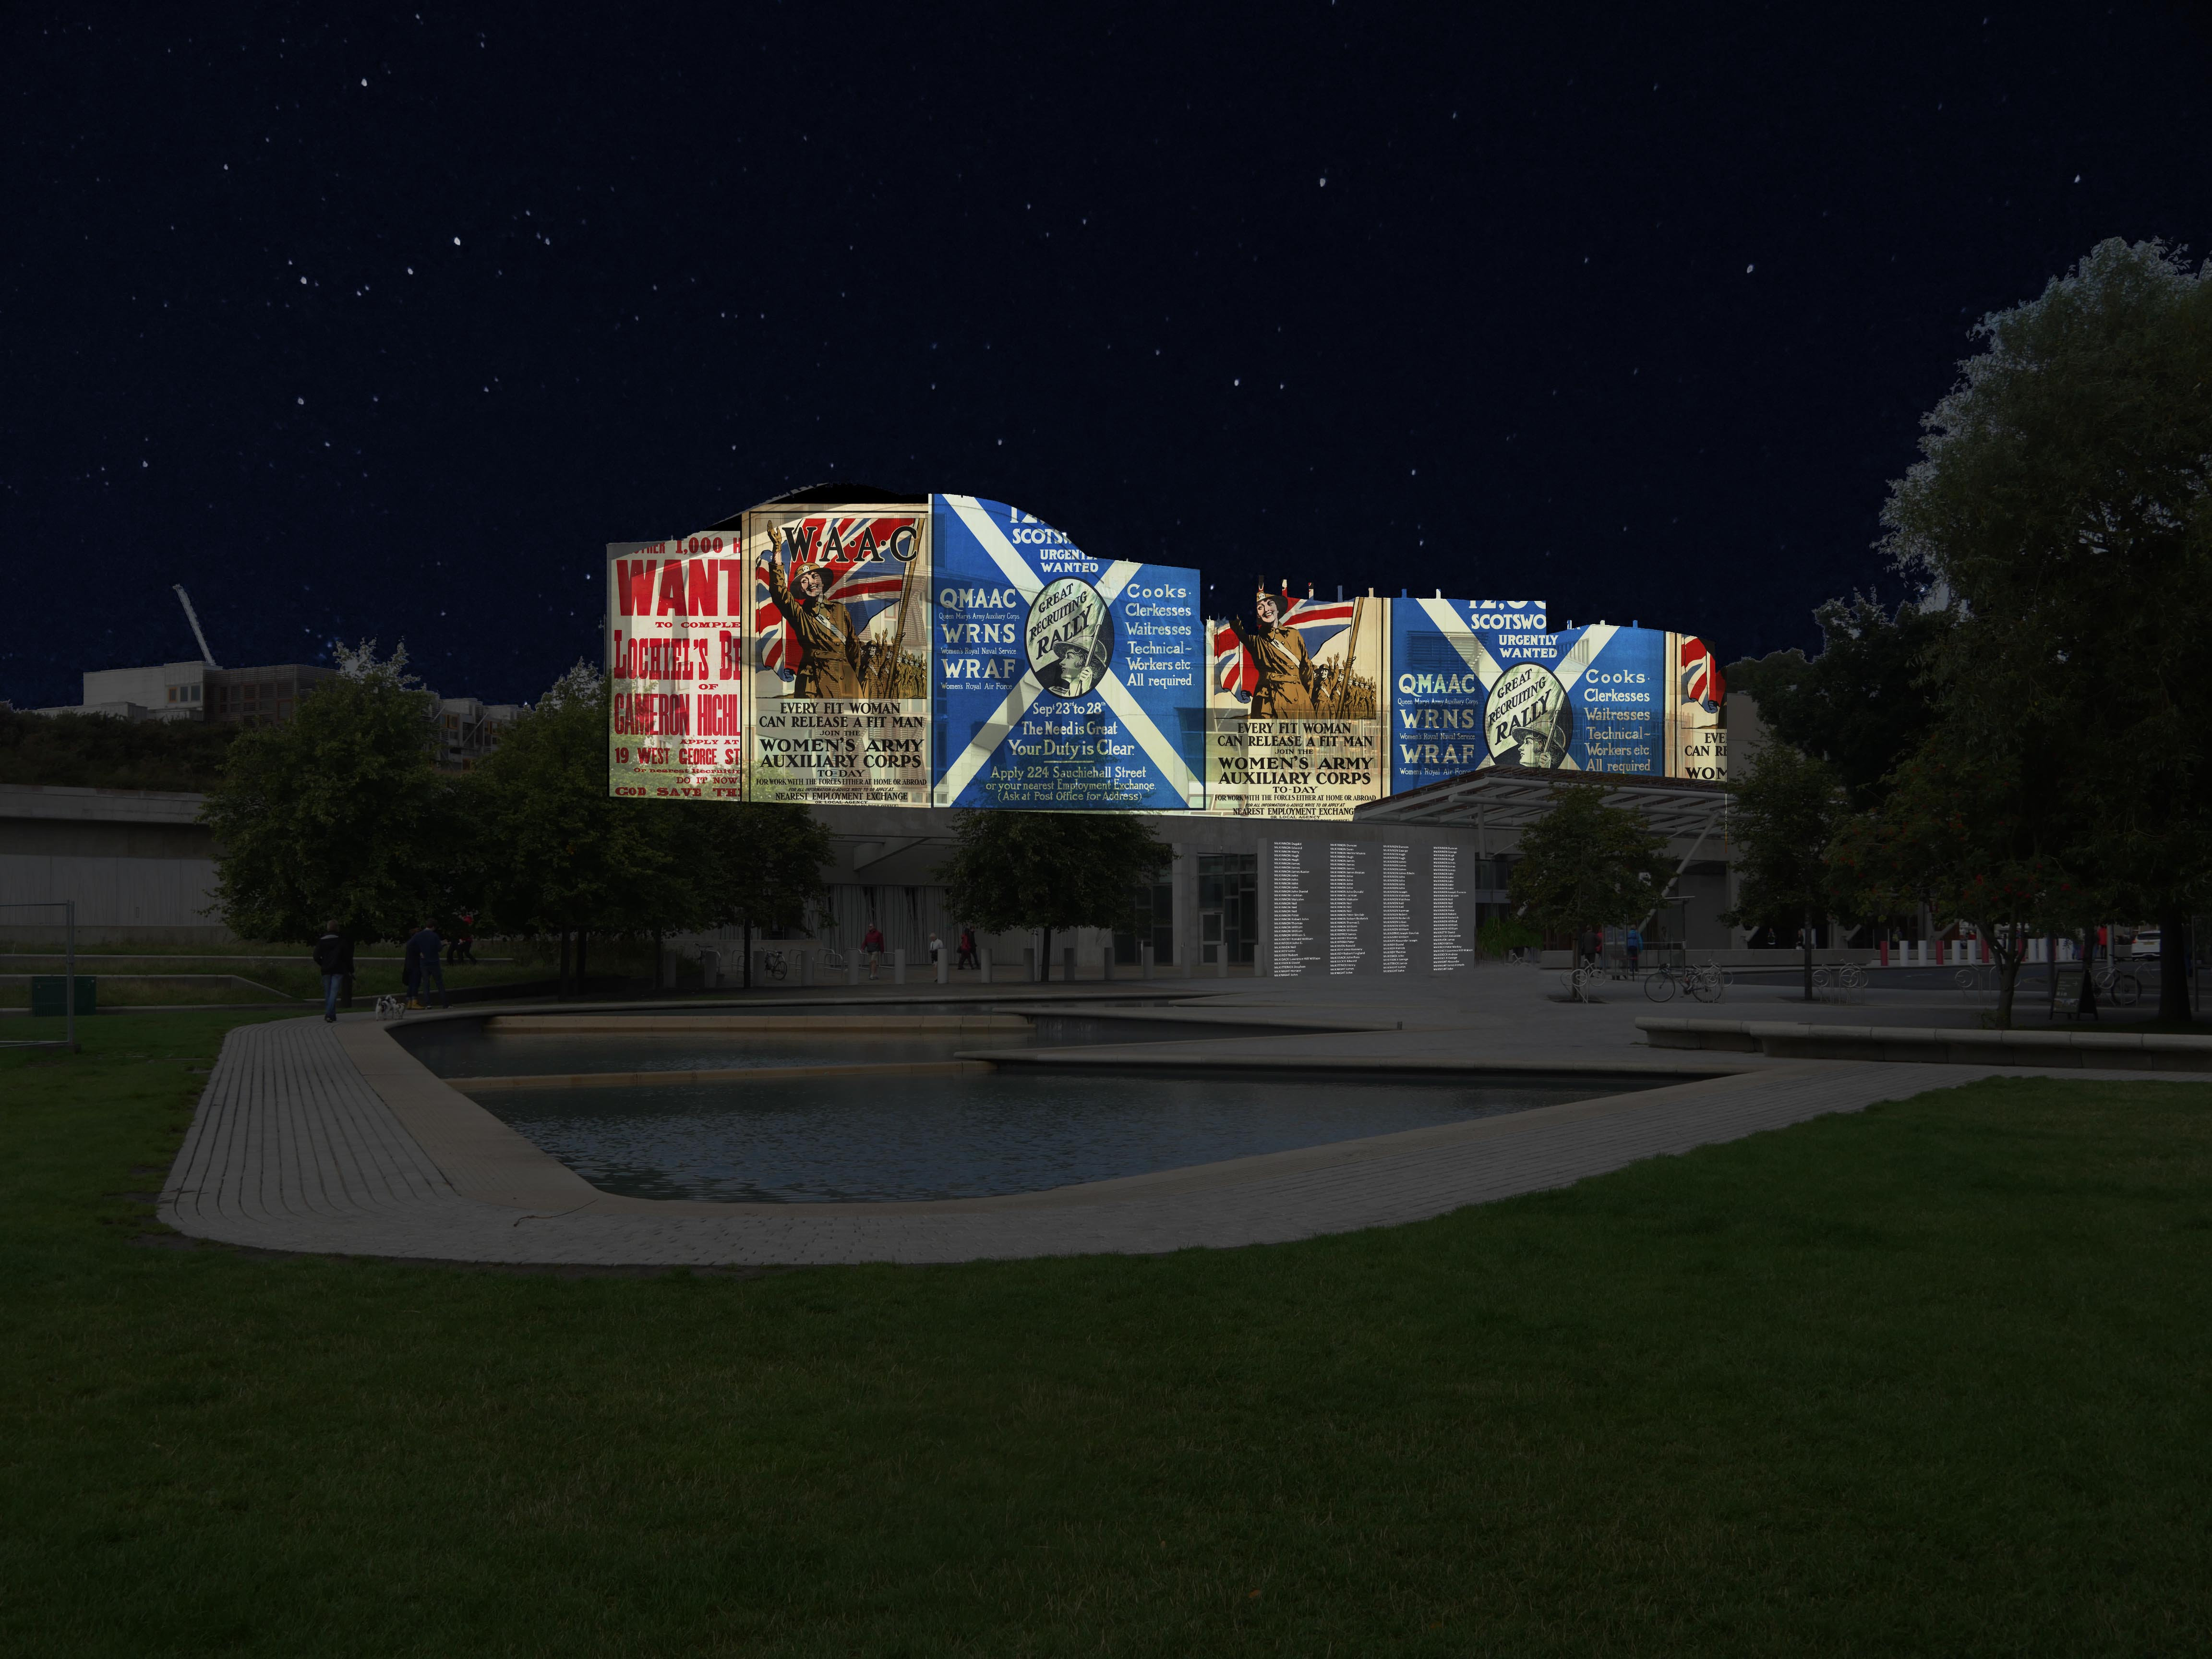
left=34, top=661, right=520, bottom=769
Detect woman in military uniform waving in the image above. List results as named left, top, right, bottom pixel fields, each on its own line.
left=762, top=558, right=864, bottom=699
left=1228, top=586, right=1315, bottom=718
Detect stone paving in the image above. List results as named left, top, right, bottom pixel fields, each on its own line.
left=158, top=971, right=2212, bottom=1266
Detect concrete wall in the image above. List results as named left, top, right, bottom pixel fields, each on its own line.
left=0, top=784, right=229, bottom=941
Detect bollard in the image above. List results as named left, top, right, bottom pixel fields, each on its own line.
left=894, top=948, right=906, bottom=986
left=1142, top=942, right=1154, bottom=980
left=1217, top=945, right=1229, bottom=979
left=849, top=949, right=861, bottom=987
left=937, top=949, right=948, bottom=985
left=981, top=947, right=992, bottom=985
left=1063, top=946, right=1076, bottom=983
left=1102, top=950, right=1114, bottom=983
left=1023, top=946, right=1037, bottom=982
left=798, top=950, right=811, bottom=986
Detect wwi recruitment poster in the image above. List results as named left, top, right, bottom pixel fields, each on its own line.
left=739, top=504, right=932, bottom=806
left=605, top=535, right=746, bottom=799
left=931, top=494, right=1205, bottom=809
left=1669, top=634, right=1727, bottom=781
left=1388, top=597, right=1547, bottom=792
left=1389, top=602, right=1667, bottom=784
left=1207, top=586, right=1385, bottom=818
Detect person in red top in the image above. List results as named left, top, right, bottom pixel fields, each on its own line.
left=862, top=923, right=885, bottom=980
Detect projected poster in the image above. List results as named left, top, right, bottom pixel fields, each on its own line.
left=1207, top=586, right=1385, bottom=818
left=738, top=504, right=932, bottom=805
left=1670, top=634, right=1727, bottom=781
left=930, top=494, right=1204, bottom=809
left=605, top=535, right=747, bottom=799
left=1389, top=598, right=1548, bottom=793
left=1389, top=602, right=1665, bottom=786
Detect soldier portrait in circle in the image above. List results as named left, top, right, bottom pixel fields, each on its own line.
left=1484, top=661, right=1574, bottom=768
left=1026, top=577, right=1115, bottom=698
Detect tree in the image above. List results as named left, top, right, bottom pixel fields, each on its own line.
left=1828, top=740, right=2080, bottom=1028
left=201, top=643, right=453, bottom=943
left=0, top=709, right=239, bottom=792
left=464, top=665, right=830, bottom=994
left=1882, top=238, right=2212, bottom=1020
left=1726, top=594, right=1953, bottom=810
left=934, top=810, right=1171, bottom=978
left=1723, top=742, right=1850, bottom=1002
left=1506, top=782, right=1673, bottom=997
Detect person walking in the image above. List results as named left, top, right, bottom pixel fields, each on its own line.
left=405, top=920, right=446, bottom=1009
left=957, top=926, right=978, bottom=971
left=312, top=920, right=353, bottom=1022
left=862, top=922, right=885, bottom=981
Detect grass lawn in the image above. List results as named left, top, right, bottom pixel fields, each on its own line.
left=3, top=1011, right=2209, bottom=1655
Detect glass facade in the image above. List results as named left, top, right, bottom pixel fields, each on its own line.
left=1113, top=877, right=1176, bottom=966
left=1198, top=853, right=1257, bottom=966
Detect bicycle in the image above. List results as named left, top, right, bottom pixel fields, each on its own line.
left=759, top=950, right=790, bottom=982
left=2090, top=962, right=2141, bottom=1007
left=1560, top=964, right=1611, bottom=999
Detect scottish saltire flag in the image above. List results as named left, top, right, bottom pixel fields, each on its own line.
left=1679, top=635, right=1724, bottom=713
left=751, top=514, right=915, bottom=679
left=931, top=493, right=1205, bottom=810
left=1211, top=592, right=1358, bottom=703
left=1388, top=603, right=1671, bottom=791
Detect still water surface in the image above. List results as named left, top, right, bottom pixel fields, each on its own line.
left=481, top=1070, right=1649, bottom=1202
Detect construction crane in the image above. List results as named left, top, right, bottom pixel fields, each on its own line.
left=173, top=586, right=220, bottom=669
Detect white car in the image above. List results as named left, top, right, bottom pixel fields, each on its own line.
left=2130, top=929, right=2161, bottom=959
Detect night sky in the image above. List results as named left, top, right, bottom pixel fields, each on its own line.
left=7, top=3, right=2210, bottom=710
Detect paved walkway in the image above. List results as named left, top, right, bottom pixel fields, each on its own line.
left=158, top=992, right=2207, bottom=1266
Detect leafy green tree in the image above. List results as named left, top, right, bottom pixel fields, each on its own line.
left=463, top=665, right=829, bottom=994
left=934, top=810, right=1171, bottom=978
left=1727, top=594, right=1953, bottom=810
left=1882, top=238, right=2212, bottom=1020
left=1723, top=742, right=1851, bottom=1002
left=1828, top=741, right=2079, bottom=1028
left=201, top=643, right=453, bottom=943
left=0, top=709, right=239, bottom=792
left=1476, top=913, right=1542, bottom=961
left=1506, top=782, right=1673, bottom=997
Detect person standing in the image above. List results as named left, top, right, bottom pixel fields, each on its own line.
left=1625, top=925, right=1643, bottom=972
left=862, top=922, right=885, bottom=981
left=405, top=920, right=445, bottom=1009
left=957, top=926, right=978, bottom=971
left=313, top=921, right=353, bottom=1022
left=1226, top=588, right=1316, bottom=719
left=762, top=559, right=864, bottom=698
left=928, top=931, right=944, bottom=970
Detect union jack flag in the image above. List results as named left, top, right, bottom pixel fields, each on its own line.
left=1679, top=636, right=1724, bottom=712
left=752, top=515, right=917, bottom=678
left=1212, top=592, right=1359, bottom=700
